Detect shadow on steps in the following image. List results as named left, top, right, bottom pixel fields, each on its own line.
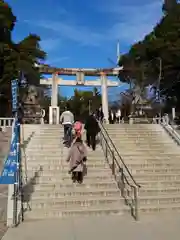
left=22, top=167, right=43, bottom=213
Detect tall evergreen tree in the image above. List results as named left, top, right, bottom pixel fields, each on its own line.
left=0, top=1, right=46, bottom=116
left=118, top=1, right=180, bottom=110
left=163, top=0, right=177, bottom=14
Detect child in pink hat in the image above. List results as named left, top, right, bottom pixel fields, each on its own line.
left=74, top=121, right=83, bottom=139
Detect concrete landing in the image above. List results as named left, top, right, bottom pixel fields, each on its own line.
left=2, top=213, right=180, bottom=240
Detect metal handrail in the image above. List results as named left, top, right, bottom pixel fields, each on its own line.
left=99, top=122, right=140, bottom=187
left=160, top=121, right=180, bottom=145
left=6, top=119, right=25, bottom=227
left=98, top=122, right=140, bottom=220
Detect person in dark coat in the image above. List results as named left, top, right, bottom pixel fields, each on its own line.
left=96, top=106, right=104, bottom=122
left=84, top=113, right=100, bottom=151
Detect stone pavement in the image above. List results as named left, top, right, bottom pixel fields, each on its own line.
left=2, top=212, right=180, bottom=240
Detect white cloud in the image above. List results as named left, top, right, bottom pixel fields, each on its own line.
left=28, top=20, right=105, bottom=46
left=104, top=0, right=163, bottom=44
left=25, top=0, right=163, bottom=47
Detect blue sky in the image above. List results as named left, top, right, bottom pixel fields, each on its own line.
left=7, top=0, right=163, bottom=101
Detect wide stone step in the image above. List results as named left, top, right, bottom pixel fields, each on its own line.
left=29, top=188, right=121, bottom=199
left=24, top=167, right=111, bottom=174
left=115, top=143, right=180, bottom=150
left=30, top=132, right=64, bottom=135
left=121, top=159, right=180, bottom=164
left=22, top=162, right=108, bottom=169
left=26, top=170, right=112, bottom=178
left=131, top=173, right=180, bottom=181
left=109, top=138, right=167, bottom=141
left=108, top=133, right=165, bottom=137
left=24, top=148, right=103, bottom=153
left=139, top=203, right=180, bottom=214
left=108, top=134, right=167, bottom=137
left=28, top=139, right=64, bottom=143
left=27, top=143, right=62, bottom=147
left=121, top=154, right=180, bottom=160
left=23, top=150, right=63, bottom=155
left=29, top=175, right=114, bottom=183
left=111, top=142, right=173, bottom=146
left=22, top=158, right=106, bottom=165
left=112, top=142, right=174, bottom=147
left=24, top=204, right=128, bottom=219
left=140, top=187, right=180, bottom=196
left=33, top=131, right=64, bottom=134
left=29, top=196, right=124, bottom=209
left=117, top=153, right=180, bottom=158
left=24, top=149, right=103, bottom=156
left=112, top=137, right=168, bottom=141
left=35, top=131, right=63, bottom=134
left=139, top=180, right=180, bottom=188
left=132, top=168, right=180, bottom=174
left=22, top=151, right=104, bottom=157
left=25, top=147, right=63, bottom=151
left=112, top=142, right=176, bottom=148
left=121, top=158, right=180, bottom=164
left=23, top=164, right=110, bottom=172
left=30, top=134, right=63, bottom=137
left=114, top=148, right=177, bottom=153
left=126, top=163, right=180, bottom=169
left=32, top=181, right=117, bottom=191
left=21, top=155, right=105, bottom=160
left=121, top=153, right=180, bottom=157
left=29, top=140, right=64, bottom=143
left=28, top=195, right=180, bottom=208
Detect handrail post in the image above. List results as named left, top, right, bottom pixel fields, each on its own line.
left=112, top=150, right=115, bottom=175
left=134, top=186, right=139, bottom=221
left=105, top=142, right=108, bottom=159
left=120, top=168, right=125, bottom=198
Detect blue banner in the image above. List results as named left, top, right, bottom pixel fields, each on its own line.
left=0, top=120, right=19, bottom=184
left=11, top=80, right=18, bottom=112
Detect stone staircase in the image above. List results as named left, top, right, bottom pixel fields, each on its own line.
left=104, top=123, right=180, bottom=214
left=21, top=125, right=129, bottom=220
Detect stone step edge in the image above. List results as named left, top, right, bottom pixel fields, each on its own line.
left=24, top=202, right=180, bottom=216
left=25, top=186, right=180, bottom=195
left=24, top=180, right=117, bottom=185
left=24, top=204, right=128, bottom=212
left=23, top=167, right=180, bottom=172
left=128, top=173, right=180, bottom=177
left=28, top=194, right=180, bottom=202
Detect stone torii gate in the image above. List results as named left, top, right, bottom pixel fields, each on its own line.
left=38, top=65, right=123, bottom=124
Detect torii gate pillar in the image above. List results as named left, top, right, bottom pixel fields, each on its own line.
left=100, top=72, right=109, bottom=124
left=49, top=73, right=59, bottom=124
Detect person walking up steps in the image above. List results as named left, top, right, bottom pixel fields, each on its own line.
left=84, top=112, right=100, bottom=151
left=60, top=105, right=74, bottom=147
left=66, top=137, right=87, bottom=184
left=74, top=121, right=83, bottom=139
